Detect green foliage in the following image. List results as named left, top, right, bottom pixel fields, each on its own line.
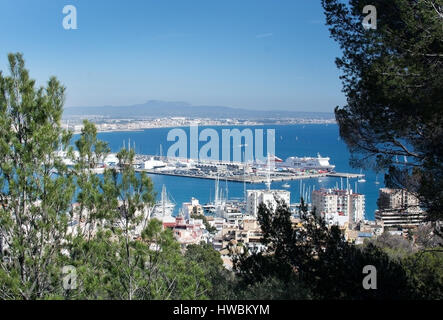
left=190, top=213, right=217, bottom=233
left=366, top=231, right=415, bottom=260
left=0, top=54, right=213, bottom=300
left=185, top=243, right=234, bottom=299
left=2, top=52, right=440, bottom=301
left=0, top=53, right=75, bottom=299
left=235, top=276, right=312, bottom=300
left=234, top=200, right=442, bottom=299
left=403, top=249, right=443, bottom=299
left=321, top=0, right=443, bottom=225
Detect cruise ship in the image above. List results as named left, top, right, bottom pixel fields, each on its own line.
left=277, top=153, right=335, bottom=171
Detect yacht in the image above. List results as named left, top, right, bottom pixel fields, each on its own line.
left=358, top=169, right=366, bottom=183
left=152, top=185, right=175, bottom=219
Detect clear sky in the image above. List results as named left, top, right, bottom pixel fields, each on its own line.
left=0, top=0, right=345, bottom=112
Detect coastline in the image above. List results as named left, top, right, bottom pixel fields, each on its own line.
left=65, top=119, right=337, bottom=134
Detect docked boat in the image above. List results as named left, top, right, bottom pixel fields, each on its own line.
left=276, top=153, right=335, bottom=171
left=282, top=183, right=290, bottom=188
left=358, top=169, right=366, bottom=183
left=152, top=185, right=175, bottom=219
left=142, top=157, right=167, bottom=170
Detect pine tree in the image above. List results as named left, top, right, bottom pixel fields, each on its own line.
left=0, top=53, right=75, bottom=299
left=321, top=0, right=443, bottom=227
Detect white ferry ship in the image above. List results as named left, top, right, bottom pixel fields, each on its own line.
left=276, top=153, right=335, bottom=171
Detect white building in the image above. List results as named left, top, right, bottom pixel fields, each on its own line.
left=142, top=158, right=167, bottom=170
left=181, top=197, right=203, bottom=219
left=311, top=188, right=365, bottom=227
left=246, top=189, right=290, bottom=217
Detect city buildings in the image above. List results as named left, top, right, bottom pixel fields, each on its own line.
left=377, top=188, right=421, bottom=211
left=375, top=188, right=426, bottom=231
left=311, top=188, right=365, bottom=227
left=246, top=189, right=290, bottom=217
left=211, top=216, right=265, bottom=257
left=181, top=197, right=204, bottom=218
left=171, top=215, right=207, bottom=246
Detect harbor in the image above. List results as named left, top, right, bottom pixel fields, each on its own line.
left=132, top=153, right=365, bottom=184
left=58, top=146, right=365, bottom=185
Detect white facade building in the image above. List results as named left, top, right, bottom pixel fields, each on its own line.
left=181, top=197, right=203, bottom=219
left=311, top=188, right=365, bottom=227
left=246, top=189, right=290, bottom=217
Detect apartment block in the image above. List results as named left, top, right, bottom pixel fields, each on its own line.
left=246, top=189, right=290, bottom=217
left=375, top=188, right=425, bottom=230
left=311, top=188, right=365, bottom=227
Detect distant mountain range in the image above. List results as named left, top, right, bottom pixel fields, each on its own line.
left=63, top=100, right=334, bottom=120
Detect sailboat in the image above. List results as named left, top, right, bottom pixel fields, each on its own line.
left=358, top=169, right=366, bottom=183
left=152, top=185, right=175, bottom=219
left=214, top=175, right=227, bottom=218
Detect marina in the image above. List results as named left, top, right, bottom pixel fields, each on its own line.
left=132, top=153, right=365, bottom=184
left=58, top=148, right=365, bottom=184
left=86, top=123, right=380, bottom=219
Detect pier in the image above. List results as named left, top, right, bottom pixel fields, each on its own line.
left=73, top=152, right=366, bottom=184
left=326, top=172, right=365, bottom=179
left=136, top=168, right=364, bottom=184
left=135, top=168, right=328, bottom=183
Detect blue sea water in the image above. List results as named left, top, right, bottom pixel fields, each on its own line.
left=90, top=124, right=383, bottom=220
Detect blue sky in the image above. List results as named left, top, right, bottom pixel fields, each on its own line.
left=0, top=0, right=345, bottom=112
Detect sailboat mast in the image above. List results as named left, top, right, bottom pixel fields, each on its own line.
left=265, top=153, right=271, bottom=191
left=162, top=185, right=166, bottom=218
left=225, top=178, right=228, bottom=201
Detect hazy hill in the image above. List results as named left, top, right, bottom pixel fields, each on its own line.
left=63, top=100, right=334, bottom=120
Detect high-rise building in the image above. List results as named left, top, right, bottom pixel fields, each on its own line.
left=311, top=188, right=365, bottom=227
left=246, top=189, right=290, bottom=217
left=375, top=188, right=425, bottom=230
left=377, top=188, right=420, bottom=211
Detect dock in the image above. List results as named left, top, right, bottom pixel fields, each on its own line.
left=91, top=152, right=366, bottom=184
left=136, top=169, right=363, bottom=184
left=326, top=172, right=365, bottom=179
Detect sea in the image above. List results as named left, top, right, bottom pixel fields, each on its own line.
left=78, top=124, right=383, bottom=220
